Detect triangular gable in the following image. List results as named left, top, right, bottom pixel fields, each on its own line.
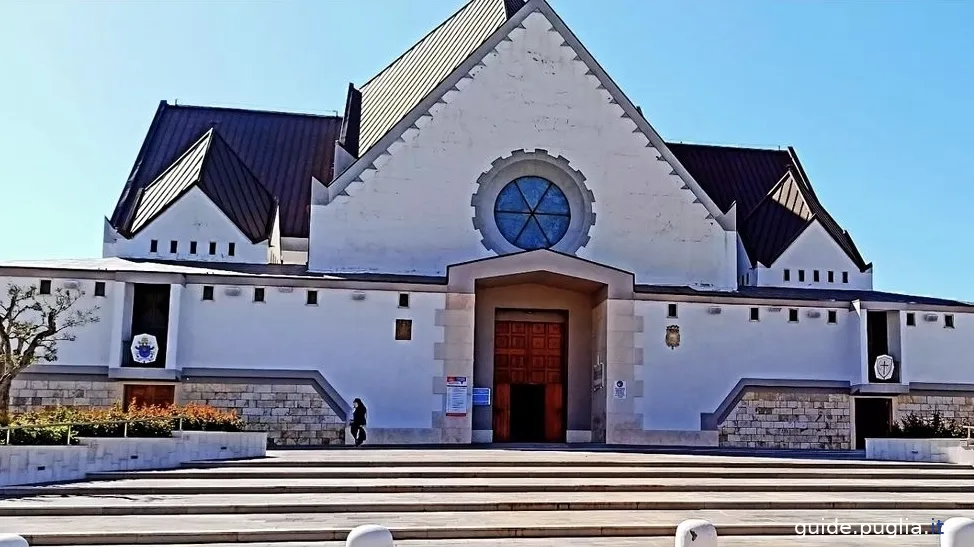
left=325, top=0, right=727, bottom=227
left=128, top=128, right=277, bottom=243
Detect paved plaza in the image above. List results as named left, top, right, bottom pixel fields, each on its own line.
left=0, top=448, right=967, bottom=545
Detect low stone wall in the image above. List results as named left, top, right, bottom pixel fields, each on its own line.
left=8, top=379, right=122, bottom=413
left=718, top=390, right=852, bottom=449
left=0, top=431, right=268, bottom=487
left=180, top=382, right=345, bottom=447
left=866, top=437, right=974, bottom=465
left=897, top=394, right=974, bottom=424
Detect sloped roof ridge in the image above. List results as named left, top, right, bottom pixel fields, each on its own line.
left=164, top=101, right=341, bottom=120
left=200, top=128, right=275, bottom=203
left=664, top=140, right=792, bottom=153
left=739, top=168, right=809, bottom=225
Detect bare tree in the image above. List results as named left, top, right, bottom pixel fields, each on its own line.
left=0, top=283, right=99, bottom=420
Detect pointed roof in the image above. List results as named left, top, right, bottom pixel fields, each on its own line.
left=128, top=128, right=276, bottom=243
left=355, top=0, right=526, bottom=156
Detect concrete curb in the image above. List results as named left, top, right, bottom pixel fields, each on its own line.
left=183, top=459, right=962, bottom=470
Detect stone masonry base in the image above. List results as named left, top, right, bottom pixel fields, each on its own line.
left=9, top=378, right=344, bottom=447
left=718, top=390, right=853, bottom=449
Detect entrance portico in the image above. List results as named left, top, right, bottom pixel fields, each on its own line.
left=441, top=249, right=640, bottom=444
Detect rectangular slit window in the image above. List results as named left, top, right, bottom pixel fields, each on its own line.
left=828, top=271, right=834, bottom=283
left=254, top=287, right=265, bottom=302
left=39, top=279, right=52, bottom=295
left=667, top=303, right=678, bottom=318
left=842, top=271, right=849, bottom=284
left=202, top=286, right=214, bottom=301
left=813, top=270, right=820, bottom=282
left=94, top=282, right=106, bottom=297
left=783, top=269, right=790, bottom=282
left=208, top=242, right=217, bottom=255
left=395, top=319, right=412, bottom=341
left=228, top=242, right=236, bottom=257
left=827, top=310, right=837, bottom=324
left=398, top=293, right=410, bottom=308
left=150, top=240, right=158, bottom=253
left=170, top=240, right=178, bottom=253
left=749, top=307, right=759, bottom=322
left=906, top=312, right=916, bottom=326
left=798, top=270, right=805, bottom=282
left=945, top=314, right=955, bottom=329
left=788, top=308, right=799, bottom=323
left=190, top=241, right=198, bottom=254
left=306, top=290, right=318, bottom=305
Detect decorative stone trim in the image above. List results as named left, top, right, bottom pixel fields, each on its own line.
left=603, top=299, right=647, bottom=444
left=471, top=149, right=596, bottom=256
left=432, top=292, right=475, bottom=444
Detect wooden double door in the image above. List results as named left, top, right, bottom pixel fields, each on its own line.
left=492, top=320, right=565, bottom=443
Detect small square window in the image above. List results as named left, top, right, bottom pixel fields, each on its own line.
left=150, top=239, right=159, bottom=253
left=827, top=310, right=837, bottom=324
left=783, top=269, right=790, bottom=282
left=667, top=303, right=678, bottom=318
left=945, top=314, right=955, bottom=329
left=749, top=307, right=759, bottom=322
left=395, top=319, right=413, bottom=341
left=202, top=286, right=214, bottom=301
left=228, top=242, right=236, bottom=257
left=827, top=270, right=834, bottom=283
left=94, top=281, right=106, bottom=297
left=39, top=279, right=52, bottom=295
left=398, top=293, right=410, bottom=308
left=170, top=240, right=178, bottom=253
left=306, top=290, right=318, bottom=305
left=208, top=242, right=217, bottom=255
left=906, top=312, right=916, bottom=326
left=842, top=271, right=849, bottom=284
left=788, top=308, right=799, bottom=323
left=745, top=273, right=749, bottom=284
left=798, top=270, right=805, bottom=282
left=190, top=241, right=198, bottom=254
left=813, top=270, right=820, bottom=282
left=254, top=287, right=265, bottom=302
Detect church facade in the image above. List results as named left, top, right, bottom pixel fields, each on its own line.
left=4, top=0, right=973, bottom=448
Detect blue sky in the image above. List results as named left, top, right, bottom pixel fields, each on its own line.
left=1, top=1, right=972, bottom=299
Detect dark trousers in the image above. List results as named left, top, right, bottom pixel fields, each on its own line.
left=350, top=423, right=367, bottom=446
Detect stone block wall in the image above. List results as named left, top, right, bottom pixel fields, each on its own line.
left=9, top=379, right=122, bottom=413
left=896, top=394, right=974, bottom=426
left=718, top=389, right=852, bottom=449
left=180, top=382, right=345, bottom=447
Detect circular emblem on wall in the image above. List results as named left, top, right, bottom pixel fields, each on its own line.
left=131, top=334, right=159, bottom=364
left=471, top=149, right=595, bottom=255
left=873, top=354, right=895, bottom=381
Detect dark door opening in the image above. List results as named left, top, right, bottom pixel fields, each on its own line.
left=123, top=384, right=175, bottom=411
left=509, top=384, right=546, bottom=442
left=128, top=283, right=170, bottom=367
left=855, top=397, right=893, bottom=449
left=866, top=311, right=898, bottom=382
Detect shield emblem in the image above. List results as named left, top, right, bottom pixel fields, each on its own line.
left=130, top=334, right=159, bottom=364
left=874, top=354, right=895, bottom=381
left=665, top=325, right=680, bottom=349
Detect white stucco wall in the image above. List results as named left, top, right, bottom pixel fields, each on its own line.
left=757, top=221, right=872, bottom=290
left=311, top=11, right=733, bottom=288
left=175, top=285, right=443, bottom=429
left=636, top=300, right=861, bottom=430
left=0, top=275, right=115, bottom=367
left=901, top=310, right=973, bottom=384
left=104, top=187, right=270, bottom=264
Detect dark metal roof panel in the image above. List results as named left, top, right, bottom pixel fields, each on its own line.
left=633, top=284, right=974, bottom=309
left=112, top=103, right=341, bottom=238
left=357, top=0, right=513, bottom=155
left=130, top=133, right=210, bottom=234
left=199, top=130, right=276, bottom=242
left=738, top=172, right=813, bottom=267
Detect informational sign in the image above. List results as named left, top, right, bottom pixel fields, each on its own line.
left=445, top=376, right=469, bottom=416
left=130, top=334, right=159, bottom=364
left=613, top=380, right=627, bottom=400
left=593, top=359, right=604, bottom=392
left=472, top=387, right=491, bottom=406
left=874, top=355, right=895, bottom=381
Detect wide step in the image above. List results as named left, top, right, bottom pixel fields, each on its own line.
left=60, top=538, right=939, bottom=547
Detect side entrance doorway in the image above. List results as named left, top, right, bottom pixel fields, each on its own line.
left=854, top=397, right=893, bottom=449
left=492, top=320, right=566, bottom=443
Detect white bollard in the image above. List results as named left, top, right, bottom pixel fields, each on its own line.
left=346, top=525, right=394, bottom=547
left=0, top=535, right=28, bottom=547
left=941, top=517, right=974, bottom=547
left=675, top=519, right=718, bottom=547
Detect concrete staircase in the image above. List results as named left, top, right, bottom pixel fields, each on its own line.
left=0, top=447, right=970, bottom=546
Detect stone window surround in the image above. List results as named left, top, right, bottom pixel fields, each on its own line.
left=471, top=149, right=595, bottom=257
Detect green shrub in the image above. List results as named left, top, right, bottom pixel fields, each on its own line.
left=1, top=403, right=243, bottom=445
left=889, top=411, right=967, bottom=439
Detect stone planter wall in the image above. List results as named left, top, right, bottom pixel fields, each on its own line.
left=0, top=431, right=268, bottom=486
left=866, top=437, right=974, bottom=465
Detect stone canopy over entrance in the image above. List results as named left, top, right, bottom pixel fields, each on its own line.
left=441, top=250, right=641, bottom=444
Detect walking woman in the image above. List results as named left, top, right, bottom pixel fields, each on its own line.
left=349, top=398, right=368, bottom=446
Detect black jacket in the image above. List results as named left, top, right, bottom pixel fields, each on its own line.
left=351, top=406, right=367, bottom=426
